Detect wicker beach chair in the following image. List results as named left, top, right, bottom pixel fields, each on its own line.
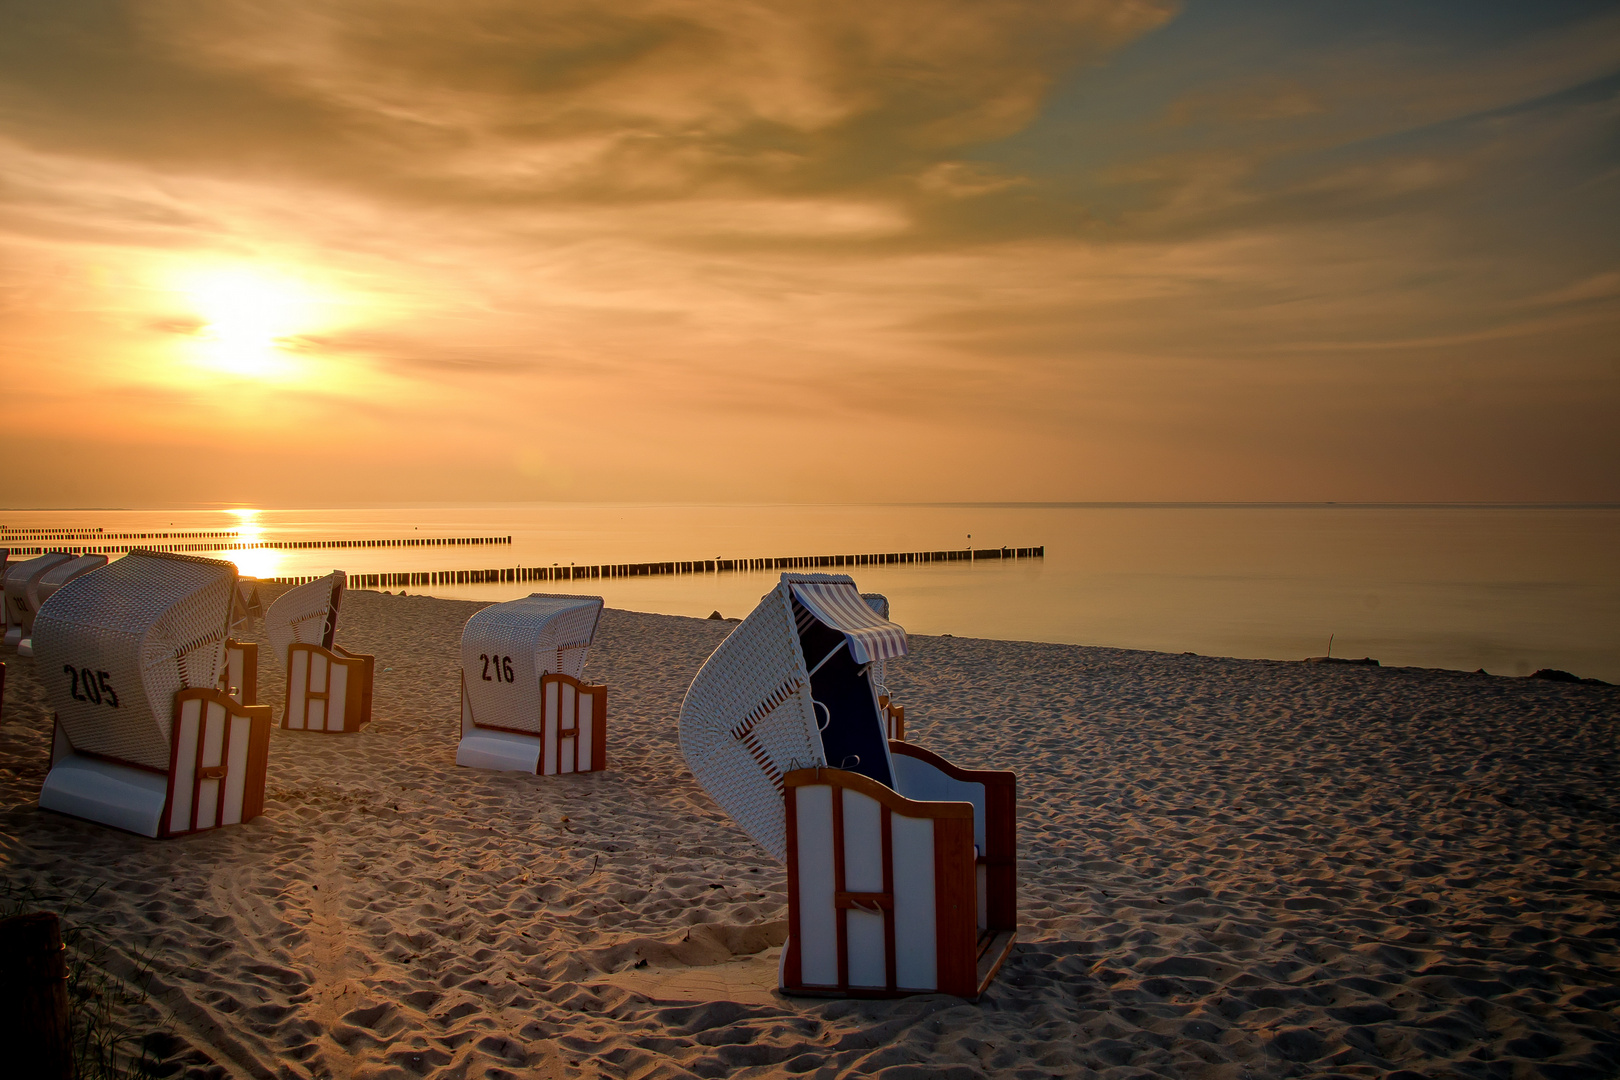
left=33, top=551, right=272, bottom=837
left=265, top=572, right=373, bottom=733
left=679, top=573, right=1016, bottom=999
left=861, top=593, right=905, bottom=741
left=14, top=555, right=109, bottom=657
left=457, top=593, right=607, bottom=774
left=4, top=552, right=74, bottom=649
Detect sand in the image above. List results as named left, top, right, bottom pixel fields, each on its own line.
left=1, top=587, right=1617, bottom=1079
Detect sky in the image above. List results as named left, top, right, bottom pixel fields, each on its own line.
left=1, top=0, right=1616, bottom=507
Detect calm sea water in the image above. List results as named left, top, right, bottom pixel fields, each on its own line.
left=4, top=504, right=1616, bottom=682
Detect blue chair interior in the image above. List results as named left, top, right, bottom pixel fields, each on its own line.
left=793, top=596, right=894, bottom=789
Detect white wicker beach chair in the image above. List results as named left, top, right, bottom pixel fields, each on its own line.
left=861, top=593, right=905, bottom=741
left=457, top=593, right=606, bottom=774
left=33, top=551, right=272, bottom=837
left=679, top=573, right=1016, bottom=999
left=15, top=555, right=109, bottom=657
left=264, top=572, right=373, bottom=733
left=4, top=552, right=75, bottom=649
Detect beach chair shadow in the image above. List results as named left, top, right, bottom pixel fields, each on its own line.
left=33, top=550, right=273, bottom=837
left=265, top=572, right=373, bottom=733
left=456, top=594, right=607, bottom=775
left=680, top=573, right=1016, bottom=1000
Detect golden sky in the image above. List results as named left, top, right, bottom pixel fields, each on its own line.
left=2, top=0, right=1617, bottom=506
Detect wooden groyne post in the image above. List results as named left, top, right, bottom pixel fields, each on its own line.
left=0, top=911, right=72, bottom=1080
left=268, top=545, right=1046, bottom=589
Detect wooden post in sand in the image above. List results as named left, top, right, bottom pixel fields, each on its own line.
left=0, top=912, right=73, bottom=1080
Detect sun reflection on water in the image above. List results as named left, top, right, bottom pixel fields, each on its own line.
left=222, top=507, right=285, bottom=579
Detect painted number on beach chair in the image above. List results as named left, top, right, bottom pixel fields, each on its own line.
left=65, top=665, right=120, bottom=708
left=480, top=654, right=515, bottom=683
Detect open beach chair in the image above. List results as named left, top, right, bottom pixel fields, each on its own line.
left=15, top=555, right=109, bottom=657
left=679, top=573, right=1016, bottom=1000
left=861, top=593, right=905, bottom=741
left=33, top=551, right=272, bottom=837
left=4, top=552, right=75, bottom=649
left=265, top=572, right=373, bottom=733
left=457, top=593, right=606, bottom=774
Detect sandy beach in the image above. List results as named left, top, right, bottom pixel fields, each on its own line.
left=2, top=586, right=1616, bottom=1079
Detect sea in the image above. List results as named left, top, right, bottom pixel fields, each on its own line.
left=4, top=503, right=1616, bottom=683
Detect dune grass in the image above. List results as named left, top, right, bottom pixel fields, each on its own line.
left=2, top=882, right=172, bottom=1080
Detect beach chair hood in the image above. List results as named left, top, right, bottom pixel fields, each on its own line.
left=265, top=572, right=344, bottom=667
left=460, top=593, right=602, bottom=736
left=32, top=551, right=238, bottom=772
left=679, top=573, right=907, bottom=862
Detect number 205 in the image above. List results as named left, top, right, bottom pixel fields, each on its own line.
left=65, top=666, right=120, bottom=708
left=480, top=654, right=516, bottom=683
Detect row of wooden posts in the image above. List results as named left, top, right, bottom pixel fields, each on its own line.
left=271, top=545, right=1045, bottom=589
left=4, top=536, right=513, bottom=557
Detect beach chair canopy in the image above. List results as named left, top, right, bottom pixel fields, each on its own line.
left=679, top=573, right=908, bottom=861
left=29, top=555, right=109, bottom=634
left=32, top=551, right=237, bottom=772
left=461, top=593, right=602, bottom=735
left=859, top=593, right=892, bottom=691
left=265, top=572, right=343, bottom=667
left=5, top=552, right=74, bottom=632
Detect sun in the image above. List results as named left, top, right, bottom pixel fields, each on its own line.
left=175, top=264, right=323, bottom=378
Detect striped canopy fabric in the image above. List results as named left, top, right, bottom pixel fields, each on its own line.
left=789, top=581, right=908, bottom=664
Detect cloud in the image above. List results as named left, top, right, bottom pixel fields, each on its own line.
left=0, top=0, right=1173, bottom=215
left=0, top=0, right=1616, bottom=505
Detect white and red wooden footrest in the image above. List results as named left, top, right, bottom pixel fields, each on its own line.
left=282, top=642, right=373, bottom=732
left=40, top=688, right=272, bottom=838
left=781, top=741, right=1015, bottom=999
left=457, top=671, right=607, bottom=774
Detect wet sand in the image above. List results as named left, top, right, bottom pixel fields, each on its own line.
left=1, top=587, right=1616, bottom=1078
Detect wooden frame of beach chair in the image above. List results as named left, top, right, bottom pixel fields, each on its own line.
left=680, top=573, right=1017, bottom=1000
left=265, top=572, right=374, bottom=733
left=18, top=555, right=109, bottom=656
left=33, top=550, right=273, bottom=837
left=458, top=670, right=608, bottom=775
left=284, top=642, right=373, bottom=732
left=456, top=593, right=607, bottom=775
left=222, top=639, right=258, bottom=707
left=781, top=745, right=1017, bottom=999
left=861, top=594, right=905, bottom=742
left=46, top=689, right=271, bottom=837
left=4, top=552, right=75, bottom=649
left=878, top=695, right=905, bottom=741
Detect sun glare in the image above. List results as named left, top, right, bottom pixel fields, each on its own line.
left=222, top=507, right=284, bottom=579
left=174, top=265, right=323, bottom=378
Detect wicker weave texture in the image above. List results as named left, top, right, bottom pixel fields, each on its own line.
left=32, top=551, right=237, bottom=772
left=460, top=593, right=602, bottom=735
left=681, top=574, right=894, bottom=861
left=265, top=573, right=342, bottom=666
left=5, top=552, right=73, bottom=631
